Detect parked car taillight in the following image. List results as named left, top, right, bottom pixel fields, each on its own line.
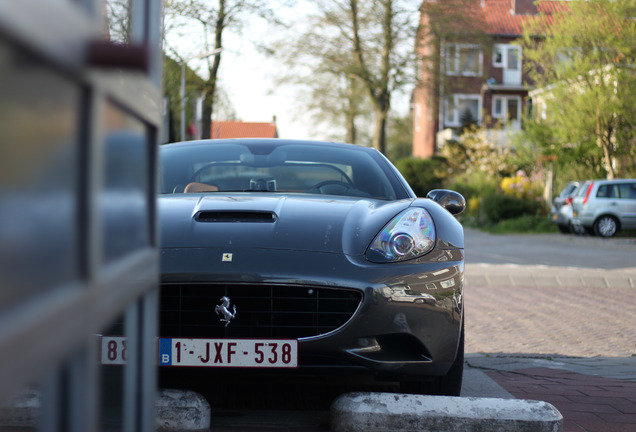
left=583, top=182, right=594, bottom=205
left=564, top=197, right=573, bottom=206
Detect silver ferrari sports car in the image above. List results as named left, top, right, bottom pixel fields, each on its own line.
left=158, top=138, right=465, bottom=396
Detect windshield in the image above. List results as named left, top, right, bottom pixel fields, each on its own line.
left=160, top=141, right=403, bottom=200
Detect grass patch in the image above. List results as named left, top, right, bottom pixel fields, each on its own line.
left=476, top=214, right=559, bottom=234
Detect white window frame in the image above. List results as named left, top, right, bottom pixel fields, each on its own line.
left=493, top=44, right=523, bottom=85
left=492, top=95, right=522, bottom=129
left=445, top=43, right=483, bottom=76
left=493, top=44, right=521, bottom=68
left=492, top=95, right=521, bottom=118
left=445, top=94, right=482, bottom=127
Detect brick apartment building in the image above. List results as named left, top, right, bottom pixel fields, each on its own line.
left=412, top=0, right=567, bottom=158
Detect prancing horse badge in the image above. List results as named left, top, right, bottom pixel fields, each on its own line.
left=215, top=296, right=236, bottom=327
left=222, top=253, right=233, bottom=262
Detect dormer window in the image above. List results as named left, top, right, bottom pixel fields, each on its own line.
left=445, top=43, right=483, bottom=76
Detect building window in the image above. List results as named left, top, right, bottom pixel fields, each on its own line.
left=445, top=94, right=482, bottom=127
left=445, top=43, right=483, bottom=76
left=493, top=44, right=522, bottom=85
left=492, top=95, right=522, bottom=130
left=493, top=45, right=504, bottom=67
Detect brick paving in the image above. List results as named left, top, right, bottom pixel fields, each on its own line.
left=465, top=262, right=636, bottom=432
left=464, top=265, right=636, bottom=358
left=486, top=368, right=636, bottom=432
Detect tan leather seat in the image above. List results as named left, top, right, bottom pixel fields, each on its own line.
left=184, top=182, right=219, bottom=193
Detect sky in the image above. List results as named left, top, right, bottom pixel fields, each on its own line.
left=217, top=31, right=316, bottom=140
left=166, top=2, right=321, bottom=141
left=164, top=1, right=414, bottom=143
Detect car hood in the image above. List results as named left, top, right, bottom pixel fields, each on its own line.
left=159, top=194, right=415, bottom=256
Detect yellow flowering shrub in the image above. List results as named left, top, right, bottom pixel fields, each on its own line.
left=500, top=170, right=542, bottom=201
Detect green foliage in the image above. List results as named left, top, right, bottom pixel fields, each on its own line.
left=481, top=192, right=542, bottom=225
left=394, top=156, right=448, bottom=197
left=446, top=172, right=496, bottom=203
left=520, top=0, right=636, bottom=179
left=385, top=113, right=414, bottom=162
left=459, top=108, right=477, bottom=132
left=481, top=214, right=558, bottom=234
left=439, top=126, right=514, bottom=179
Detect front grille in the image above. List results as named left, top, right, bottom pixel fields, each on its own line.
left=160, top=283, right=362, bottom=339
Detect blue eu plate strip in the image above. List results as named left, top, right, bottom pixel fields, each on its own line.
left=159, top=338, right=172, bottom=365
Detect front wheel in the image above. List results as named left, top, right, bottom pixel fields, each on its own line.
left=400, top=319, right=464, bottom=396
left=594, top=216, right=619, bottom=238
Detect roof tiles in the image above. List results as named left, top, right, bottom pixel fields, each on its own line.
left=426, top=0, right=570, bottom=36
left=211, top=120, right=278, bottom=139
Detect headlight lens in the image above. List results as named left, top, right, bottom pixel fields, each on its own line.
left=367, top=208, right=435, bottom=262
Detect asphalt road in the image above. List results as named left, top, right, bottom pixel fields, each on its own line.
left=464, top=228, right=636, bottom=269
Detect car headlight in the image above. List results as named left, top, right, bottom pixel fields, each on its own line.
left=366, top=208, right=436, bottom=262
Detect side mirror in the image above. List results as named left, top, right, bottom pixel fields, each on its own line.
left=426, top=189, right=466, bottom=215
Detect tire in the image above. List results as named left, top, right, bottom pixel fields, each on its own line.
left=400, top=319, right=464, bottom=396
left=557, top=224, right=570, bottom=234
left=569, top=222, right=585, bottom=235
left=594, top=215, right=619, bottom=238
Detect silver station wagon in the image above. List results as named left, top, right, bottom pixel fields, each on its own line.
left=571, top=179, right=636, bottom=237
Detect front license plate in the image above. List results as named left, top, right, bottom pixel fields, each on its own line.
left=159, top=338, right=298, bottom=368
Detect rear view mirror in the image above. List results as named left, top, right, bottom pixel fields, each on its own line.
left=426, top=189, right=466, bottom=215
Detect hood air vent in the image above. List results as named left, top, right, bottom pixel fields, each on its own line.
left=194, top=210, right=277, bottom=223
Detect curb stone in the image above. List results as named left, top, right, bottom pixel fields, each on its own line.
left=1, top=388, right=211, bottom=432
left=330, top=392, right=563, bottom=432
left=156, top=389, right=211, bottom=431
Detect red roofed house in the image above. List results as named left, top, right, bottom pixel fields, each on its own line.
left=413, top=0, right=567, bottom=158
left=211, top=117, right=278, bottom=139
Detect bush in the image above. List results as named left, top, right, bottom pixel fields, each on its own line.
left=481, top=192, right=541, bottom=224
left=446, top=173, right=497, bottom=223
left=394, top=156, right=448, bottom=197
left=483, top=214, right=558, bottom=234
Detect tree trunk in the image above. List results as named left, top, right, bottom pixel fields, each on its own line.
left=348, top=0, right=393, bottom=154
left=201, top=0, right=225, bottom=140
left=345, top=75, right=358, bottom=144
left=373, top=107, right=388, bottom=154
left=597, top=107, right=615, bottom=179
left=602, top=139, right=615, bottom=179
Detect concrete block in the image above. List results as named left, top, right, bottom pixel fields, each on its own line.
left=330, top=392, right=563, bottom=432
left=156, top=389, right=210, bottom=431
left=0, top=388, right=40, bottom=427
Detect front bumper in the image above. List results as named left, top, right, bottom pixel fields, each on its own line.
left=160, top=246, right=464, bottom=380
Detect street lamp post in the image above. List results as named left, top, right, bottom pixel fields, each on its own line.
left=180, top=48, right=223, bottom=141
